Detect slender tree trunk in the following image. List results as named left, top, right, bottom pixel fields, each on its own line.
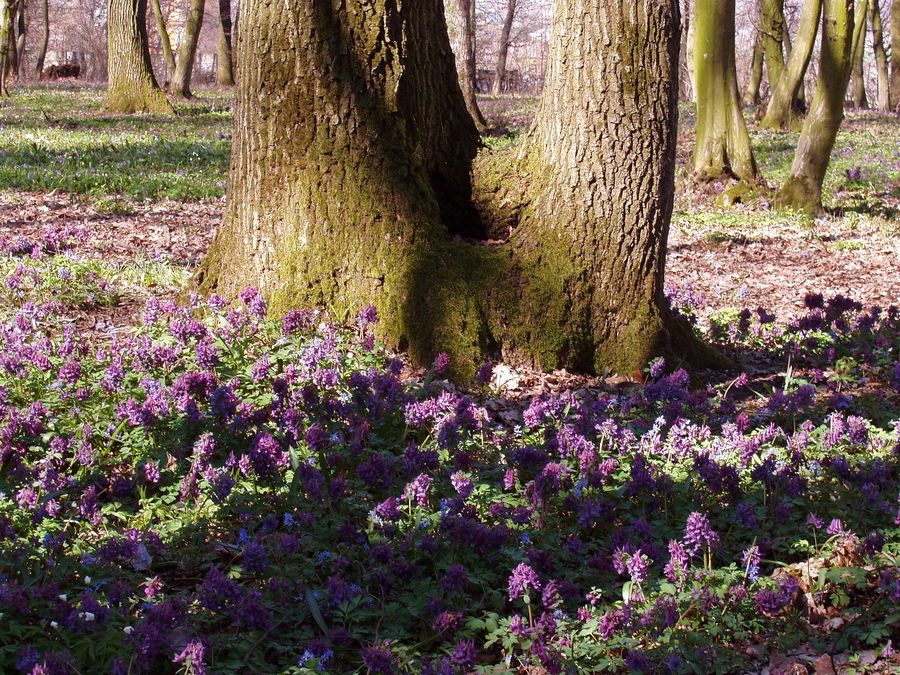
left=775, top=0, right=854, bottom=214
left=13, top=0, right=24, bottom=77
left=150, top=0, right=175, bottom=85
left=216, top=0, right=233, bottom=86
left=869, top=0, right=889, bottom=110
left=680, top=0, right=695, bottom=101
left=692, top=0, right=759, bottom=181
left=5, top=0, right=17, bottom=77
left=34, top=0, right=47, bottom=76
left=168, top=0, right=204, bottom=98
left=105, top=0, right=173, bottom=114
left=891, top=0, right=900, bottom=109
left=744, top=33, right=765, bottom=104
left=0, top=0, right=10, bottom=95
left=491, top=0, right=516, bottom=95
left=849, top=0, right=868, bottom=107
left=762, top=0, right=786, bottom=89
left=456, top=0, right=486, bottom=128
left=196, top=0, right=724, bottom=381
left=784, top=19, right=808, bottom=109
left=761, top=0, right=822, bottom=128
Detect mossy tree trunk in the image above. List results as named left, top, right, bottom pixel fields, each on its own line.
left=891, top=0, right=900, bottom=109
left=761, top=0, right=822, bottom=128
left=869, top=0, right=889, bottom=110
left=150, top=0, right=175, bottom=85
left=762, top=0, right=786, bottom=90
left=849, top=0, right=868, bottom=106
left=196, top=0, right=725, bottom=380
left=491, top=0, right=516, bottom=95
left=0, top=0, right=10, bottom=95
left=216, top=0, right=233, bottom=86
left=692, top=0, right=759, bottom=181
left=34, top=0, right=48, bottom=76
left=105, top=0, right=173, bottom=113
left=743, top=33, right=764, bottom=105
left=455, top=0, right=487, bottom=128
left=168, top=0, right=204, bottom=99
left=775, top=0, right=854, bottom=214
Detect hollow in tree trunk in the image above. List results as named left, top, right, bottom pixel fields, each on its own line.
left=775, top=0, right=854, bottom=214
left=869, top=0, right=889, bottom=110
left=692, top=0, right=759, bottom=181
left=150, top=0, right=175, bottom=85
left=849, top=0, right=868, bottom=107
left=34, top=0, right=48, bottom=76
left=105, top=0, right=173, bottom=113
left=492, top=0, right=516, bottom=95
left=216, top=0, right=233, bottom=86
left=195, top=0, right=725, bottom=381
left=744, top=33, right=764, bottom=105
left=761, top=0, right=822, bottom=129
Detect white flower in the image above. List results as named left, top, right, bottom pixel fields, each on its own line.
left=58, top=594, right=67, bottom=601
left=123, top=626, right=134, bottom=635
left=50, top=621, right=59, bottom=629
left=84, top=576, right=92, bottom=585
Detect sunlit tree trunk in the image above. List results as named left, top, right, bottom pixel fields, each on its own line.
left=455, top=0, right=486, bottom=128
left=744, top=33, right=764, bottom=104
left=680, top=0, right=695, bottom=101
left=849, top=0, right=868, bottom=107
left=762, top=0, right=786, bottom=89
left=0, top=0, right=10, bottom=95
left=492, top=0, right=516, bottom=95
left=775, top=0, right=854, bottom=214
left=869, top=0, right=889, bottom=110
left=761, top=0, right=822, bottom=128
left=216, top=0, right=233, bottom=86
left=13, top=0, right=24, bottom=77
left=34, top=0, right=48, bottom=76
left=891, top=0, right=900, bottom=109
left=692, top=0, right=759, bottom=181
left=169, top=0, right=204, bottom=98
left=150, top=0, right=175, bottom=85
left=196, top=0, right=724, bottom=381
left=105, top=0, right=173, bottom=114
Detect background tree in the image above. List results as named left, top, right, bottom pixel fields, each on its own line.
left=491, top=0, right=516, bottom=94
left=692, top=0, right=759, bottom=181
left=849, top=0, right=868, bottom=106
left=13, top=0, right=25, bottom=77
left=775, top=0, right=854, bottom=213
left=197, top=0, right=720, bottom=379
left=761, top=0, right=822, bottom=128
left=168, top=0, right=204, bottom=98
left=455, top=0, right=487, bottom=128
left=868, top=0, right=889, bottom=110
left=34, top=0, right=49, bottom=75
left=0, top=0, right=10, bottom=94
left=105, top=0, right=172, bottom=113
left=216, top=0, right=233, bottom=86
left=892, top=0, right=899, bottom=109
left=761, top=0, right=786, bottom=89
left=744, top=32, right=764, bottom=104
left=150, top=0, right=175, bottom=85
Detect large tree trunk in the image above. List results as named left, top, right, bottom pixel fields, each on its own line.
left=892, top=0, right=900, bottom=109
left=150, top=0, right=175, bottom=86
left=105, top=0, right=173, bottom=113
left=196, top=0, right=724, bottom=381
left=0, top=0, right=10, bottom=95
left=34, top=0, right=48, bottom=76
left=761, top=0, right=822, bottom=129
left=168, top=0, right=204, bottom=98
left=869, top=0, right=889, bottom=110
left=744, top=33, right=764, bottom=105
left=849, top=0, right=868, bottom=107
left=762, top=0, right=787, bottom=90
left=491, top=0, right=516, bottom=95
left=692, top=0, right=759, bottom=181
left=455, top=0, right=487, bottom=128
left=775, top=0, right=854, bottom=214
left=216, top=0, right=233, bottom=86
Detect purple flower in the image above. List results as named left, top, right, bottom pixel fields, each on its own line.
left=356, top=305, right=378, bottom=326
left=432, top=610, right=463, bottom=635
left=741, top=545, right=760, bottom=582
left=508, top=563, right=541, bottom=600
left=403, top=473, right=433, bottom=507
left=827, top=518, right=845, bottom=536
left=450, top=471, right=473, bottom=498
left=172, top=639, right=206, bottom=675
left=433, top=353, right=450, bottom=374
left=806, top=512, right=824, bottom=529
left=475, top=361, right=493, bottom=386
left=239, top=287, right=267, bottom=319
left=361, top=643, right=395, bottom=675
left=441, top=564, right=468, bottom=593
left=450, top=639, right=476, bottom=667
left=683, top=512, right=719, bottom=556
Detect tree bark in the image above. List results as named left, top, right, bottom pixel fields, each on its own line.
left=105, top=0, right=173, bottom=114
left=869, top=0, right=889, bottom=110
left=150, top=0, right=175, bottom=86
left=891, top=0, right=900, bottom=109
left=849, top=0, right=868, bottom=107
left=216, top=0, right=233, bottom=86
left=761, top=0, right=822, bottom=129
left=762, top=0, right=786, bottom=90
left=13, top=0, right=24, bottom=78
left=455, top=0, right=487, bottom=128
left=743, top=32, right=764, bottom=104
left=775, top=0, right=854, bottom=214
left=680, top=0, right=695, bottom=101
left=491, top=0, right=516, bottom=95
left=692, top=0, right=759, bottom=181
left=34, top=0, right=48, bottom=76
left=168, top=0, right=204, bottom=98
left=0, top=0, right=10, bottom=95
left=195, top=0, right=725, bottom=381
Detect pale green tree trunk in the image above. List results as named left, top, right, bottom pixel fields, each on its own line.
left=216, top=0, right=233, bottom=86
left=169, top=0, right=204, bottom=98
left=13, top=0, right=24, bottom=78
left=196, top=0, right=725, bottom=381
left=869, top=0, right=889, bottom=110
left=680, top=1, right=695, bottom=101
left=150, top=0, right=175, bottom=85
left=0, top=0, right=10, bottom=95
left=761, top=0, right=822, bottom=128
left=775, top=0, right=854, bottom=213
left=744, top=34, right=764, bottom=105
left=105, top=0, right=173, bottom=114
left=762, top=0, right=786, bottom=89
left=34, top=0, right=48, bottom=76
left=692, top=0, right=759, bottom=181
left=849, top=0, right=868, bottom=106
left=492, top=0, right=516, bottom=95
left=892, top=0, right=900, bottom=109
